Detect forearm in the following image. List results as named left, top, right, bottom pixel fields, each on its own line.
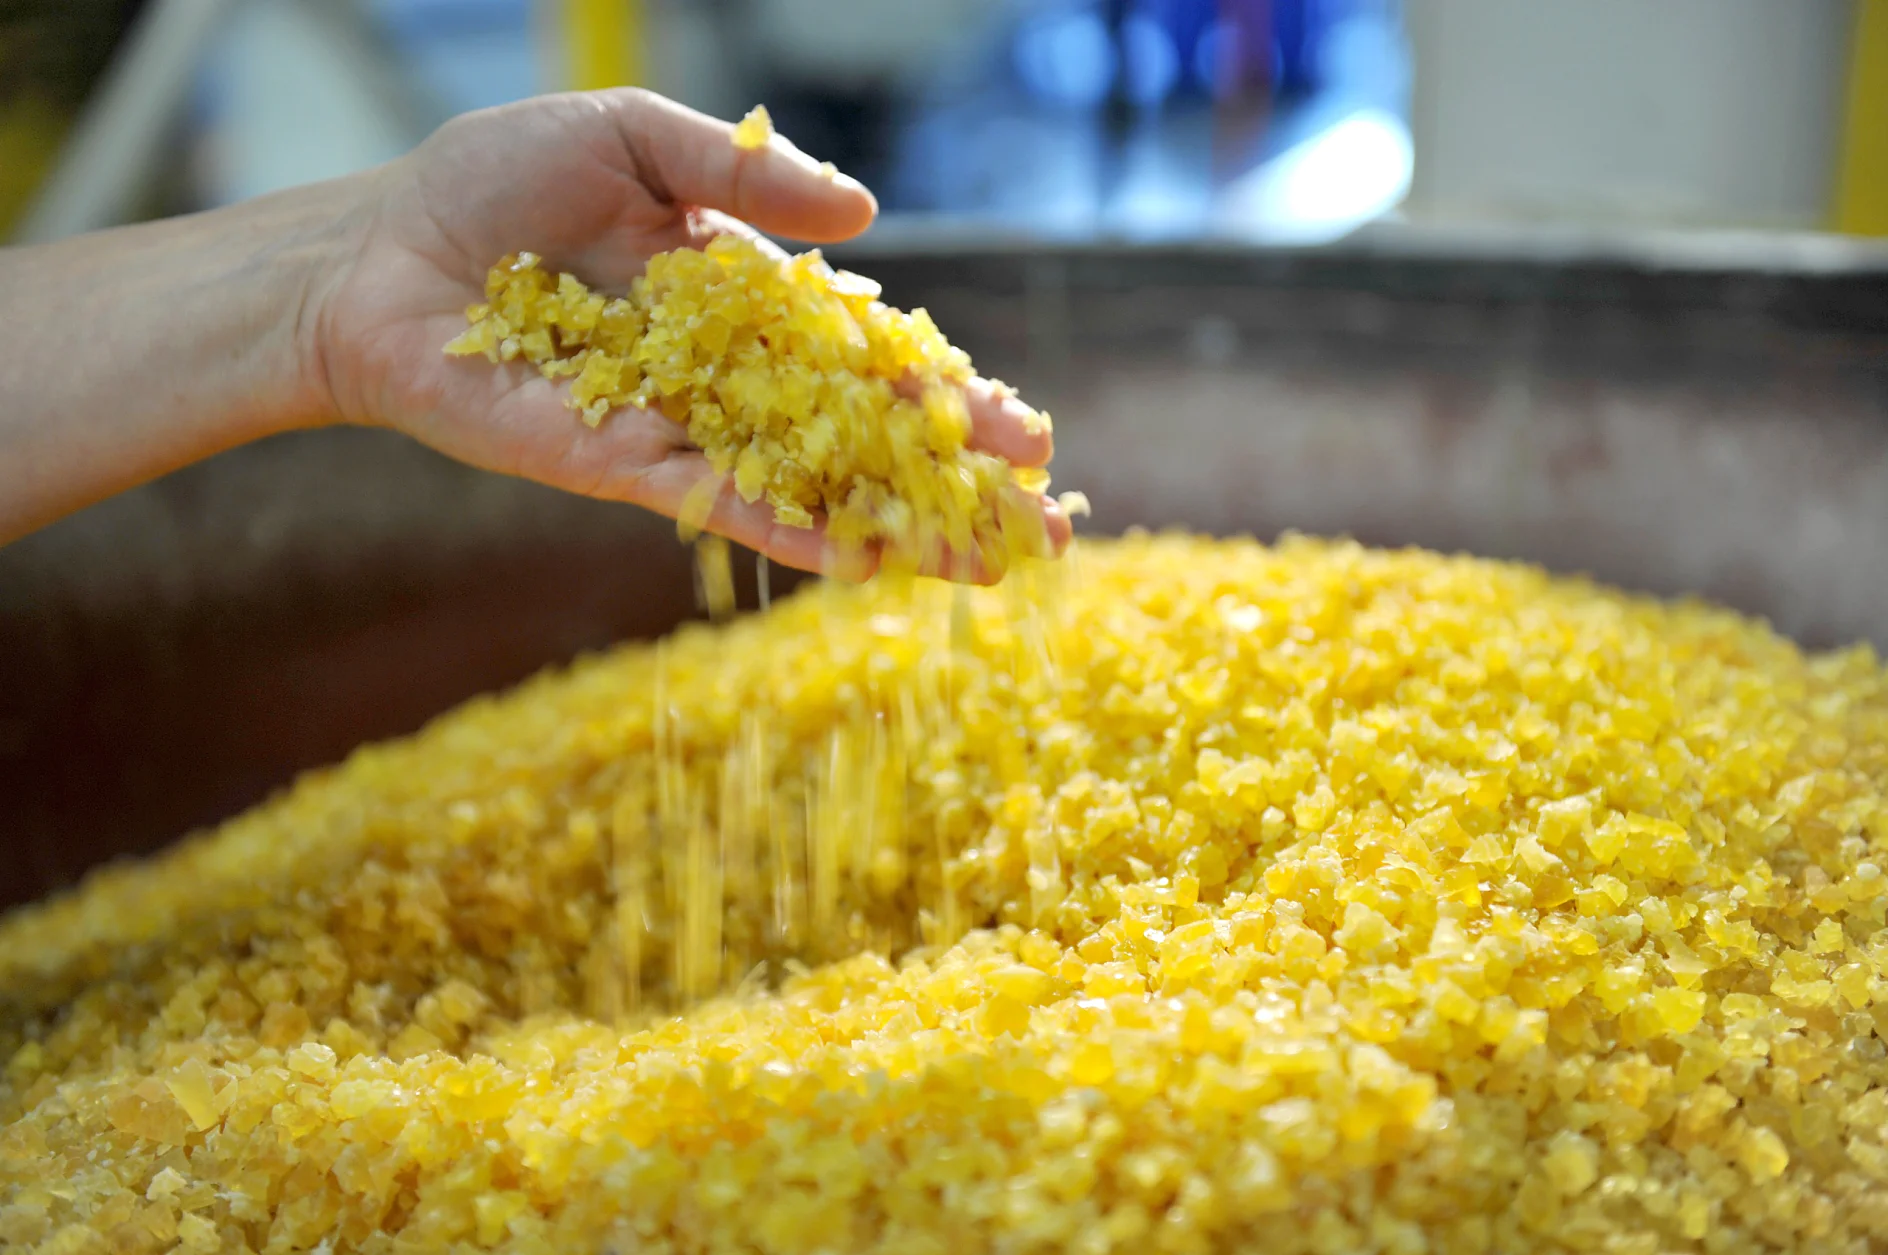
left=0, top=176, right=369, bottom=545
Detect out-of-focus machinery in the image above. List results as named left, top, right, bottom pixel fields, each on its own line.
left=0, top=0, right=150, bottom=237
left=700, top=0, right=1412, bottom=241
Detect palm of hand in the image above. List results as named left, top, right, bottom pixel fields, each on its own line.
left=319, top=92, right=728, bottom=498
left=309, top=89, right=1063, bottom=577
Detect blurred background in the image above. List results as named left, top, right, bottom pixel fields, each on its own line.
left=4, top=0, right=1885, bottom=244
left=4, top=1, right=1888, bottom=906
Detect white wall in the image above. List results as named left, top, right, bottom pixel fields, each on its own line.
left=1405, top=0, right=1854, bottom=230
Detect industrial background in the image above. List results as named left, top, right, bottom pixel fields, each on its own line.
left=6, top=0, right=1886, bottom=243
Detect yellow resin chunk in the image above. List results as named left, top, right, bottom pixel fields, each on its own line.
left=732, top=103, right=774, bottom=150
left=4, top=534, right=1888, bottom=1254
left=446, top=237, right=1053, bottom=573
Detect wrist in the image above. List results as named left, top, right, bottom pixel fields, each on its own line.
left=208, top=172, right=384, bottom=441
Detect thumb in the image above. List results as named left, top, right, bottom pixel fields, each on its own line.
left=594, top=88, right=879, bottom=243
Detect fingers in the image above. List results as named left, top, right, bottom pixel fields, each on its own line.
left=612, top=450, right=1074, bottom=589
left=599, top=89, right=878, bottom=244
left=582, top=96, right=1053, bottom=466
left=1037, top=491, right=1078, bottom=557
left=967, top=379, right=1054, bottom=468
left=889, top=376, right=1055, bottom=468
left=900, top=490, right=1074, bottom=585
left=616, top=452, right=877, bottom=580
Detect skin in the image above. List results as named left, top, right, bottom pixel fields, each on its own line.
left=0, top=88, right=1070, bottom=580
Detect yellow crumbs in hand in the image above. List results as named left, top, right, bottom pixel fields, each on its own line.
left=6, top=534, right=1888, bottom=1254
left=446, top=236, right=1054, bottom=573
left=732, top=104, right=774, bottom=150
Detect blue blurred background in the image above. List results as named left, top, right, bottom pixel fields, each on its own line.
left=2, top=0, right=1882, bottom=244
left=184, top=0, right=1410, bottom=244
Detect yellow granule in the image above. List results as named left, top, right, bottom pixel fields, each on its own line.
left=732, top=104, right=774, bottom=150
left=6, top=533, right=1888, bottom=1254
left=446, top=237, right=1054, bottom=573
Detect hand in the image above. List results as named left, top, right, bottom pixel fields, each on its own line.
left=309, top=88, right=1072, bottom=580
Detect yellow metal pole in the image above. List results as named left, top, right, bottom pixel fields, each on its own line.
left=559, top=0, right=644, bottom=92
left=1835, top=0, right=1888, bottom=235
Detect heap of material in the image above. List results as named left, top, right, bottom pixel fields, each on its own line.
left=3, top=533, right=1888, bottom=1254
left=447, top=236, right=1057, bottom=574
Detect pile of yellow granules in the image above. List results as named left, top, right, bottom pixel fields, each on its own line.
left=445, top=235, right=1058, bottom=572
left=3, top=532, right=1888, bottom=1254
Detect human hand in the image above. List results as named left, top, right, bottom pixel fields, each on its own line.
left=308, top=88, right=1071, bottom=579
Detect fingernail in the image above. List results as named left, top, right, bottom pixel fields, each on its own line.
left=832, top=169, right=871, bottom=195
left=776, top=134, right=872, bottom=197
left=818, top=164, right=873, bottom=200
